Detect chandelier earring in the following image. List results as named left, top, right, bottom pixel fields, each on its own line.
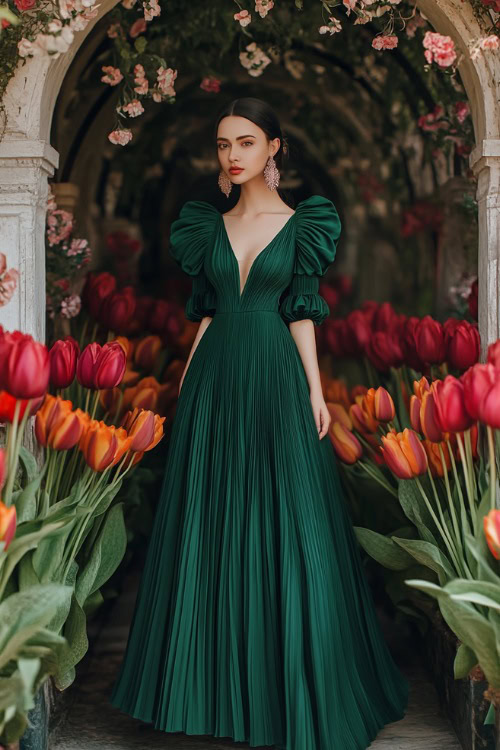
left=264, top=155, right=280, bottom=191
left=218, top=170, right=232, bottom=197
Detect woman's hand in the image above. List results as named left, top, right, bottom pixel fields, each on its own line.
left=310, top=390, right=331, bottom=439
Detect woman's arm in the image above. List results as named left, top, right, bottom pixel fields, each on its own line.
left=289, top=319, right=331, bottom=440
left=178, top=315, right=213, bottom=395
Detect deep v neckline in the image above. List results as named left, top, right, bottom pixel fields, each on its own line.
left=220, top=209, right=297, bottom=299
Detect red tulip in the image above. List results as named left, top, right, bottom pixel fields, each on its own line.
left=345, top=310, right=371, bottom=355
left=93, top=342, right=127, bottom=389
left=401, top=317, right=427, bottom=373
left=82, top=271, right=117, bottom=319
left=446, top=321, right=480, bottom=371
left=77, top=343, right=101, bottom=388
left=487, top=340, right=500, bottom=370
left=365, top=331, right=404, bottom=372
left=149, top=300, right=172, bottom=334
left=433, top=376, right=475, bottom=432
left=415, top=316, right=446, bottom=365
left=484, top=509, right=500, bottom=560
left=461, top=363, right=498, bottom=420
left=134, top=335, right=162, bottom=371
left=49, top=336, right=80, bottom=388
left=99, top=288, right=136, bottom=333
left=0, top=332, right=49, bottom=399
left=0, top=391, right=44, bottom=423
left=478, top=380, right=500, bottom=428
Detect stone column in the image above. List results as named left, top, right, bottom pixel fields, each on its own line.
left=0, top=139, right=59, bottom=343
left=469, top=139, right=500, bottom=362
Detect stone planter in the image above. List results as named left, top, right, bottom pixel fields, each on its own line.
left=419, top=607, right=495, bottom=750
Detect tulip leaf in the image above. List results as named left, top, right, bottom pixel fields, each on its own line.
left=446, top=579, right=500, bottom=611
left=453, top=642, right=478, bottom=679
left=464, top=532, right=500, bottom=586
left=392, top=537, right=455, bottom=585
left=353, top=527, right=415, bottom=570
left=53, top=593, right=88, bottom=691
left=0, top=584, right=72, bottom=671
left=15, top=471, right=46, bottom=524
left=32, top=516, right=80, bottom=584
left=398, top=479, right=439, bottom=548
left=406, top=577, right=500, bottom=689
left=18, top=446, right=40, bottom=485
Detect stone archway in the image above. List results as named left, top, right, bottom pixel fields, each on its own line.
left=0, top=0, right=498, bottom=357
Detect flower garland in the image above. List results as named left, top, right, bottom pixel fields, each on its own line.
left=0, top=0, right=497, bottom=146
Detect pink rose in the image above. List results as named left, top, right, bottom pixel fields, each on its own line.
left=14, top=0, right=37, bottom=11
left=422, top=31, right=457, bottom=68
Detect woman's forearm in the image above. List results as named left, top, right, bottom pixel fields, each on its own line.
left=288, top=319, right=323, bottom=395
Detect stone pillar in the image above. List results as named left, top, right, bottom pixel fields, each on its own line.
left=469, top=139, right=500, bottom=362
left=0, top=139, right=59, bottom=343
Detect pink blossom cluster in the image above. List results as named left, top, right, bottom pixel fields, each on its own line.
left=101, top=66, right=124, bottom=86
left=255, top=0, right=274, bottom=18
left=143, top=0, right=160, bottom=22
left=0, top=254, right=19, bottom=308
left=372, top=34, right=398, bottom=50
left=133, top=64, right=148, bottom=95
left=418, top=105, right=449, bottom=132
left=423, top=31, right=457, bottom=68
left=234, top=9, right=251, bottom=26
left=319, top=16, right=342, bottom=34
left=239, top=41, right=272, bottom=77
left=60, top=294, right=82, bottom=318
left=17, top=0, right=99, bottom=59
left=108, top=129, right=133, bottom=146
left=47, top=209, right=74, bottom=246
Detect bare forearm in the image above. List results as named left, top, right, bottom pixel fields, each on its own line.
left=289, top=319, right=323, bottom=395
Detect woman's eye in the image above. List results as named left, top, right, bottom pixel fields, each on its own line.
left=243, top=141, right=253, bottom=146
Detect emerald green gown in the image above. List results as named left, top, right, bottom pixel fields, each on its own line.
left=109, top=195, right=409, bottom=748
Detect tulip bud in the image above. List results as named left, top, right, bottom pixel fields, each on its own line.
left=415, top=316, right=446, bottom=365
left=420, top=390, right=444, bottom=443
left=49, top=336, right=80, bottom=389
left=82, top=271, right=117, bottom=319
left=0, top=333, right=50, bottom=399
left=422, top=439, right=451, bottom=477
left=329, top=422, right=363, bottom=464
left=326, top=402, right=352, bottom=431
left=93, top=342, right=127, bottom=389
left=48, top=409, right=90, bottom=451
left=484, top=509, right=500, bottom=560
left=373, top=386, right=395, bottom=422
left=0, top=500, right=16, bottom=551
left=461, top=363, right=498, bottom=421
left=487, top=340, right=500, bottom=370
left=121, top=407, right=156, bottom=452
left=446, top=322, right=480, bottom=371
left=35, top=395, right=73, bottom=446
left=99, top=289, right=136, bottom=333
left=433, top=376, right=475, bottom=432
left=77, top=343, right=101, bottom=389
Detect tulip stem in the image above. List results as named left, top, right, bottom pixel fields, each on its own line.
left=464, top=428, right=478, bottom=502
left=78, top=318, right=89, bottom=350
left=487, top=425, right=497, bottom=511
left=426, top=466, right=461, bottom=559
left=90, top=390, right=100, bottom=421
left=52, top=451, right=68, bottom=504
left=415, top=475, right=462, bottom=576
left=456, top=432, right=477, bottom=533
left=437, top=443, right=463, bottom=551
left=357, top=460, right=399, bottom=498
left=445, top=437, right=469, bottom=534
left=4, top=399, right=24, bottom=506
left=84, top=388, right=91, bottom=416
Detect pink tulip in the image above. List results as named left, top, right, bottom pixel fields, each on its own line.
left=49, top=336, right=80, bottom=388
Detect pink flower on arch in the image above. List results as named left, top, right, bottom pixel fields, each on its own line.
left=121, top=99, right=145, bottom=117
left=418, top=105, right=449, bottom=132
left=101, top=66, right=123, bottom=86
left=234, top=9, right=251, bottom=26
left=480, top=34, right=500, bottom=50
left=423, top=31, right=457, bottom=68
left=255, top=0, right=273, bottom=17
left=108, top=129, right=133, bottom=146
left=455, top=101, right=470, bottom=124
left=372, top=34, right=398, bottom=50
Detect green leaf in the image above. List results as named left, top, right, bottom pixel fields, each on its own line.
left=134, top=36, right=147, bottom=53
left=18, top=447, right=39, bottom=485
left=391, top=537, right=455, bottom=585
left=398, top=479, right=439, bottom=547
left=353, top=527, right=414, bottom=570
left=453, top=642, right=478, bottom=679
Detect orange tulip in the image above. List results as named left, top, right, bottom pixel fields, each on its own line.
left=484, top=509, right=500, bottom=560
left=413, top=376, right=431, bottom=400
left=350, top=395, right=379, bottom=433
left=147, top=413, right=166, bottom=451
left=121, top=367, right=141, bottom=387
left=80, top=420, right=132, bottom=471
left=380, top=428, right=428, bottom=479
left=35, top=394, right=73, bottom=447
left=115, top=336, right=134, bottom=361
left=422, top=439, right=451, bottom=477
left=329, top=422, right=363, bottom=464
left=49, top=409, right=90, bottom=451
left=326, top=402, right=352, bottom=431
left=121, top=408, right=156, bottom=451
left=134, top=335, right=162, bottom=371
left=366, top=386, right=395, bottom=423
left=420, top=390, right=444, bottom=443
left=0, top=500, right=16, bottom=550
left=99, top=387, right=122, bottom=414
left=410, top=394, right=422, bottom=433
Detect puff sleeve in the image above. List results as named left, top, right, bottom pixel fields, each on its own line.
left=279, top=195, right=341, bottom=326
left=169, top=200, right=219, bottom=322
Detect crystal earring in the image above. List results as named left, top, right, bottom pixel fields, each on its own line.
left=218, top=170, right=232, bottom=197
left=264, top=155, right=280, bottom=191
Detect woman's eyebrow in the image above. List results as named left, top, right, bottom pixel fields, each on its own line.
left=216, top=134, right=256, bottom=141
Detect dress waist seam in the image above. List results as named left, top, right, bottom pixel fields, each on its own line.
left=214, top=309, right=280, bottom=315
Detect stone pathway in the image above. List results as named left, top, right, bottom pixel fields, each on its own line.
left=50, top=559, right=461, bottom=750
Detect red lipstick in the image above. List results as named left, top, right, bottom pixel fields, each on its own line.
left=229, top=167, right=244, bottom=174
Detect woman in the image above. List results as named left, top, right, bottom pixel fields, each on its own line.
left=110, top=96, right=409, bottom=749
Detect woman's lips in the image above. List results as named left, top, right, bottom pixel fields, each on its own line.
left=229, top=167, right=244, bottom=173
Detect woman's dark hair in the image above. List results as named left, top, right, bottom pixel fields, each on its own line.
left=213, top=97, right=293, bottom=204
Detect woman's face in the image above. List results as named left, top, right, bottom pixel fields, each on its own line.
left=216, top=115, right=280, bottom=186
